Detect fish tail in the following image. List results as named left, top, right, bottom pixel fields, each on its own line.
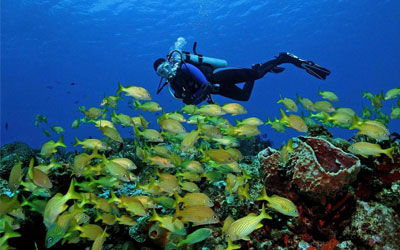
left=27, top=158, right=35, bottom=180
left=322, top=112, right=331, bottom=124
left=133, top=100, right=141, bottom=110
left=149, top=209, right=161, bottom=222
left=256, top=187, right=269, bottom=201
left=383, top=147, right=395, bottom=161
left=65, top=179, right=81, bottom=200
left=243, top=183, right=251, bottom=200
left=287, top=139, right=293, bottom=152
left=108, top=191, right=120, bottom=204
left=172, top=203, right=181, bottom=222
left=349, top=115, right=361, bottom=130
left=279, top=109, right=288, bottom=123
left=117, top=82, right=124, bottom=95
left=173, top=191, right=182, bottom=205
left=318, top=87, right=322, bottom=96
left=73, top=137, right=81, bottom=147
left=260, top=203, right=272, bottom=220
left=56, top=135, right=67, bottom=148
left=295, top=94, right=301, bottom=104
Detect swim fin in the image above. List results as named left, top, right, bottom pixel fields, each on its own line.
left=276, top=52, right=331, bottom=80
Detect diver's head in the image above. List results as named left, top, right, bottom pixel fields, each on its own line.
left=154, top=58, right=175, bottom=79
left=153, top=58, right=166, bottom=71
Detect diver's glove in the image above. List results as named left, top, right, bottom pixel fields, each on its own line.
left=192, top=82, right=214, bottom=105
left=276, top=52, right=331, bottom=80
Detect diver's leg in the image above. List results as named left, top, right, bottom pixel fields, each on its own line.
left=217, top=80, right=255, bottom=101
left=276, top=52, right=331, bottom=80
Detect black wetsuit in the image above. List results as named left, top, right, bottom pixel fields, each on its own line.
left=169, top=58, right=281, bottom=104
left=168, top=52, right=330, bottom=105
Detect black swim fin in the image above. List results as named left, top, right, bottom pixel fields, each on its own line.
left=276, top=52, right=331, bottom=80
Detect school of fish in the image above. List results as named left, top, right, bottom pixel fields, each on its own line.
left=0, top=83, right=399, bottom=249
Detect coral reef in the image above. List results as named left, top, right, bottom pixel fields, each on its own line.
left=343, top=200, right=400, bottom=249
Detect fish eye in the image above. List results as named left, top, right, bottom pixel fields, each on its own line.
left=11, top=221, right=17, bottom=226
left=226, top=234, right=231, bottom=238
left=123, top=174, right=127, bottom=178
left=13, top=183, right=17, bottom=187
left=213, top=215, right=217, bottom=220
left=48, top=237, right=53, bottom=242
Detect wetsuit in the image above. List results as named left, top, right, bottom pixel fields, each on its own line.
left=169, top=58, right=282, bottom=104
left=167, top=52, right=330, bottom=105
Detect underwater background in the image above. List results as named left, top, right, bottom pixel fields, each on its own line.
left=1, top=0, right=399, bottom=148
left=1, top=1, right=400, bottom=250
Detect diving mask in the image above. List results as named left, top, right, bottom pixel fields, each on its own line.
left=156, top=61, right=176, bottom=80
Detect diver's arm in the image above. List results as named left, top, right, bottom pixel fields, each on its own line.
left=181, top=63, right=211, bottom=104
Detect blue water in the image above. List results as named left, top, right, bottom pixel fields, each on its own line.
left=1, top=0, right=400, bottom=150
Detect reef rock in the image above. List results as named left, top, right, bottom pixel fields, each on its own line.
left=343, top=200, right=400, bottom=249
left=0, top=142, right=37, bottom=179
left=259, top=137, right=361, bottom=199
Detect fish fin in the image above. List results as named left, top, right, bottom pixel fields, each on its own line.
left=116, top=82, right=124, bottom=95
left=242, top=236, right=251, bottom=241
left=256, top=223, right=263, bottom=229
left=256, top=187, right=269, bottom=201
left=260, top=203, right=272, bottom=220
left=222, top=216, right=234, bottom=233
left=384, top=147, right=394, bottom=161
left=65, top=179, right=81, bottom=200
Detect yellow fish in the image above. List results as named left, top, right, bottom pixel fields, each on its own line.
left=92, top=226, right=108, bottom=250
left=236, top=117, right=263, bottom=126
left=131, top=114, right=149, bottom=128
left=318, top=89, right=339, bottom=101
left=224, top=203, right=271, bottom=241
left=111, top=111, right=134, bottom=127
left=81, top=106, right=104, bottom=119
left=265, top=117, right=286, bottom=132
left=8, top=161, right=23, bottom=192
left=134, top=101, right=162, bottom=112
left=181, top=129, right=200, bottom=152
left=134, top=127, right=164, bottom=142
left=174, top=192, right=213, bottom=207
left=205, top=148, right=235, bottom=164
left=229, top=124, right=261, bottom=137
left=296, top=94, right=315, bottom=112
left=313, top=100, right=335, bottom=113
left=149, top=209, right=186, bottom=235
left=277, top=97, right=298, bottom=112
left=174, top=205, right=219, bottom=225
left=180, top=160, right=204, bottom=174
left=110, top=158, right=137, bottom=170
left=196, top=104, right=226, bottom=116
left=348, top=142, right=394, bottom=160
left=74, top=137, right=110, bottom=151
left=99, top=126, right=123, bottom=143
left=181, top=104, right=197, bottom=115
left=102, top=155, right=131, bottom=182
left=28, top=159, right=52, bottom=189
left=384, top=87, right=400, bottom=100
left=280, top=109, right=307, bottom=132
left=256, top=187, right=298, bottom=217
left=222, top=103, right=247, bottom=115
left=43, top=179, right=81, bottom=228
left=159, top=118, right=186, bottom=134
left=41, top=135, right=67, bottom=158
left=200, top=124, right=223, bottom=139
left=109, top=192, right=146, bottom=216
left=350, top=116, right=390, bottom=140
left=117, top=82, right=151, bottom=100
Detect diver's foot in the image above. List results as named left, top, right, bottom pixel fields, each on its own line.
left=252, top=63, right=285, bottom=76
left=276, top=52, right=331, bottom=80
left=271, top=66, right=285, bottom=73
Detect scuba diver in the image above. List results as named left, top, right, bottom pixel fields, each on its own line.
left=153, top=42, right=330, bottom=105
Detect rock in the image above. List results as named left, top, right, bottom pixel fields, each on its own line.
left=344, top=201, right=400, bottom=249
left=0, top=142, right=37, bottom=179
left=259, top=137, right=361, bottom=199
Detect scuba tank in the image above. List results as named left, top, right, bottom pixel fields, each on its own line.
left=181, top=41, right=228, bottom=69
